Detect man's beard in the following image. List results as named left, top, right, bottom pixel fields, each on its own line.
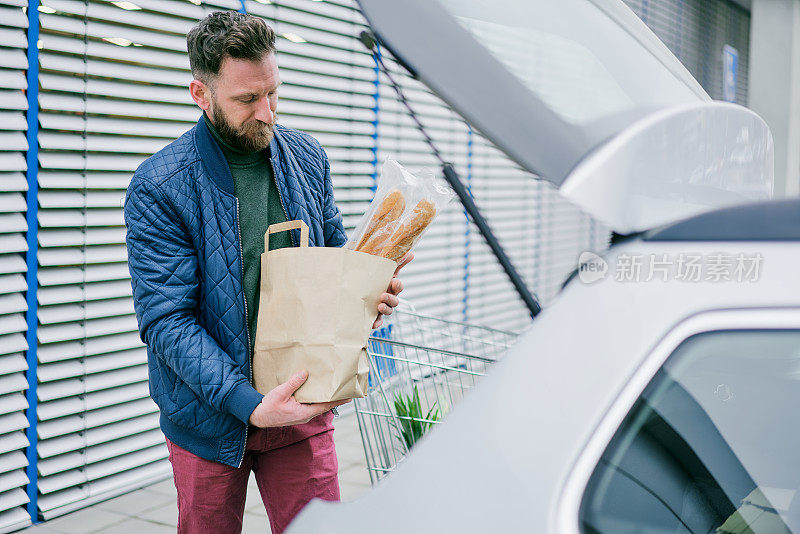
left=211, top=99, right=276, bottom=152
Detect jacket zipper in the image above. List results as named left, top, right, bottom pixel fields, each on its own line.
left=269, top=155, right=336, bottom=418
left=270, top=157, right=295, bottom=247
left=235, top=197, right=252, bottom=468
left=235, top=158, right=296, bottom=466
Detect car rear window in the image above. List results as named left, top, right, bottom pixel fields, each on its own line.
left=436, top=0, right=701, bottom=125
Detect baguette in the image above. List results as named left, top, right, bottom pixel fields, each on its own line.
left=356, top=221, right=399, bottom=256
left=354, top=189, right=406, bottom=252
left=379, top=199, right=436, bottom=262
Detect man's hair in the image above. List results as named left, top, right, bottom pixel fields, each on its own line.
left=187, top=11, right=276, bottom=85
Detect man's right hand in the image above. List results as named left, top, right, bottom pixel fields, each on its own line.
left=248, top=370, right=350, bottom=428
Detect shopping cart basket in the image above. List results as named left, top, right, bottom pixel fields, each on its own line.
left=355, top=301, right=519, bottom=484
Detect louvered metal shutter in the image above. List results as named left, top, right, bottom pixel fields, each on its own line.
left=622, top=0, right=750, bottom=104
left=33, top=0, right=209, bottom=518
left=23, top=0, right=612, bottom=520
left=465, top=136, right=609, bottom=331
left=0, top=1, right=33, bottom=532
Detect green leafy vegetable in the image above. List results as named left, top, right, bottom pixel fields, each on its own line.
left=393, top=385, right=440, bottom=450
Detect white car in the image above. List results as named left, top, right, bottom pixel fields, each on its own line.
left=290, top=0, right=799, bottom=532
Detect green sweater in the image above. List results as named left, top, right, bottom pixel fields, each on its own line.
left=204, top=114, right=291, bottom=353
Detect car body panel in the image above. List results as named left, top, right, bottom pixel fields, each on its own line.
left=289, top=241, right=800, bottom=533
left=356, top=0, right=774, bottom=233
left=561, top=102, right=774, bottom=234
left=556, top=307, right=800, bottom=534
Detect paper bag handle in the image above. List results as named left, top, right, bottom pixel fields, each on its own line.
left=265, top=220, right=309, bottom=251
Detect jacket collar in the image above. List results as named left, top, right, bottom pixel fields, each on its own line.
left=193, top=115, right=280, bottom=196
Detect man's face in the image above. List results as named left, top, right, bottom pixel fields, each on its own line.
left=205, top=53, right=280, bottom=152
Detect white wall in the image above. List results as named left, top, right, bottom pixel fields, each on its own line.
left=748, top=0, right=800, bottom=197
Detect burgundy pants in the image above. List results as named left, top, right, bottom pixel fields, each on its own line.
left=165, top=412, right=339, bottom=534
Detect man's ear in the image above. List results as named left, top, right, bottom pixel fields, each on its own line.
left=189, top=79, right=212, bottom=111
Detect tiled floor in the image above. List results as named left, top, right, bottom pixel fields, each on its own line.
left=19, top=411, right=371, bottom=533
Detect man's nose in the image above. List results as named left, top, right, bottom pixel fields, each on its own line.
left=254, top=96, right=274, bottom=123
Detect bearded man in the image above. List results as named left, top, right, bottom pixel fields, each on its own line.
left=124, top=11, right=406, bottom=534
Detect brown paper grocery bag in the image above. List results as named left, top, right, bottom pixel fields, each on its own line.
left=253, top=220, right=397, bottom=403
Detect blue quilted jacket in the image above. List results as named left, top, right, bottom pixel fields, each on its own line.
left=124, top=117, right=347, bottom=467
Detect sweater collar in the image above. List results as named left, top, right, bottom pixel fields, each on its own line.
left=194, top=114, right=280, bottom=196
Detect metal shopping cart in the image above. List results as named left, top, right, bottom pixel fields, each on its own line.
left=354, top=301, right=519, bottom=485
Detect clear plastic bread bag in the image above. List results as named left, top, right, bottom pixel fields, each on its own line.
left=345, top=158, right=453, bottom=262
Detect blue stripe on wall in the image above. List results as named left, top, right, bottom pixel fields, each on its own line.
left=370, top=44, right=381, bottom=193
left=676, top=0, right=685, bottom=59
left=239, top=0, right=247, bottom=13
left=24, top=0, right=40, bottom=523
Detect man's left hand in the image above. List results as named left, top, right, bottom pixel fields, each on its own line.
left=372, top=252, right=413, bottom=330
